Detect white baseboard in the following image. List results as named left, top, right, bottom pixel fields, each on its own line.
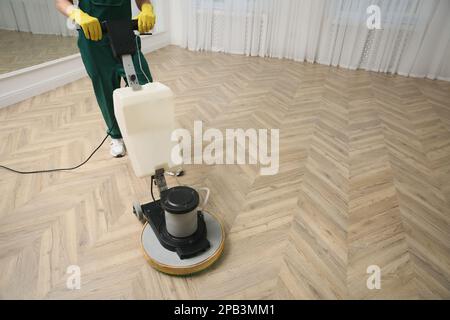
left=0, top=32, right=170, bottom=109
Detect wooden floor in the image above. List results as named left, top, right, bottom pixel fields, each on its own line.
left=0, top=30, right=78, bottom=74
left=0, top=46, right=449, bottom=299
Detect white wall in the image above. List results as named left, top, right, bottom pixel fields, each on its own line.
left=169, top=0, right=186, bottom=46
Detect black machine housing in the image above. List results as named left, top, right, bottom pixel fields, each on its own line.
left=101, top=20, right=138, bottom=59
left=141, top=201, right=210, bottom=260
left=140, top=170, right=210, bottom=260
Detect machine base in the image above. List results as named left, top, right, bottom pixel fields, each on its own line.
left=141, top=200, right=210, bottom=259
left=140, top=211, right=225, bottom=275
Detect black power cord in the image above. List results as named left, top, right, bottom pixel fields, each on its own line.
left=0, top=134, right=110, bottom=175
left=150, top=175, right=157, bottom=202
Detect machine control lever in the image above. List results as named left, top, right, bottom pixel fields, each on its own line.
left=153, top=168, right=169, bottom=193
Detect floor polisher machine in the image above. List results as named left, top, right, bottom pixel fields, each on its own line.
left=102, top=20, right=225, bottom=275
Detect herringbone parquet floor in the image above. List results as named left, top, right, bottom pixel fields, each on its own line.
left=0, top=46, right=449, bottom=299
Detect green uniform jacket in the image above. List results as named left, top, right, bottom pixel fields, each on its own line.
left=78, top=0, right=153, bottom=138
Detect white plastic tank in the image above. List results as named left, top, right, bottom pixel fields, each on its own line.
left=113, top=82, right=175, bottom=178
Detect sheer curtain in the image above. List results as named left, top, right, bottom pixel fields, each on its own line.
left=170, top=0, right=450, bottom=80
left=0, top=0, right=75, bottom=36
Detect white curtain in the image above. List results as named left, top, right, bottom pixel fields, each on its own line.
left=170, top=0, right=450, bottom=81
left=0, top=0, right=76, bottom=36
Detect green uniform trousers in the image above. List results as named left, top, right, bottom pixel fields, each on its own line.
left=77, top=0, right=153, bottom=139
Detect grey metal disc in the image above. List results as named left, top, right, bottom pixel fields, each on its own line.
left=141, top=211, right=225, bottom=275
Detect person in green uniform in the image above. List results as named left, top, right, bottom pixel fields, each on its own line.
left=56, top=0, right=155, bottom=157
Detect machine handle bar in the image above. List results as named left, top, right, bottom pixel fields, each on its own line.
left=100, top=19, right=152, bottom=35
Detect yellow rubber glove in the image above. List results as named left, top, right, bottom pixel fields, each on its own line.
left=69, top=8, right=102, bottom=41
left=137, top=3, right=156, bottom=33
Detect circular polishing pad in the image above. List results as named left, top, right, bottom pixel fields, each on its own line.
left=140, top=211, right=225, bottom=275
